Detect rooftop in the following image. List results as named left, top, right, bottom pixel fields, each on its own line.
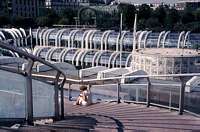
left=135, top=48, right=200, bottom=57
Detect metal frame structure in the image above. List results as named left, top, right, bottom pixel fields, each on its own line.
left=0, top=41, right=66, bottom=124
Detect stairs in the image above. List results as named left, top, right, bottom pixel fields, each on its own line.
left=1, top=101, right=200, bottom=131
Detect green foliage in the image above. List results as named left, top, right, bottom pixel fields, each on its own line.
left=36, top=16, right=50, bottom=27
left=11, top=16, right=35, bottom=28
left=138, top=4, right=152, bottom=19
left=0, top=15, right=10, bottom=27
left=118, top=4, right=136, bottom=29
left=0, top=4, right=200, bottom=32
left=181, top=8, right=195, bottom=24
left=58, top=18, right=69, bottom=25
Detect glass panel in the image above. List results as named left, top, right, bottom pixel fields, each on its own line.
left=0, top=70, right=26, bottom=118
left=32, top=79, right=55, bottom=117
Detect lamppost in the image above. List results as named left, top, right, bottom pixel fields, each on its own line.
left=120, top=13, right=123, bottom=68
left=74, top=17, right=79, bottom=28
left=92, top=16, right=96, bottom=27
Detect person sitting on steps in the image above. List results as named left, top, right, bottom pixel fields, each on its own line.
left=75, top=85, right=92, bottom=106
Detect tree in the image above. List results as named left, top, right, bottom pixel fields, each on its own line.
left=0, top=15, right=10, bottom=27
left=153, top=5, right=168, bottom=26
left=58, top=18, right=69, bottom=25
left=194, top=8, right=200, bottom=21
left=60, top=8, right=76, bottom=24
left=11, top=16, right=35, bottom=28
left=36, top=16, right=50, bottom=27
left=165, top=8, right=180, bottom=28
left=118, top=4, right=136, bottom=29
left=138, top=4, right=152, bottom=20
left=145, top=17, right=160, bottom=29
left=181, top=8, right=195, bottom=24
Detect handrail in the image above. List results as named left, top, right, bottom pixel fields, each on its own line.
left=32, top=72, right=200, bottom=116
left=0, top=40, right=66, bottom=124
left=33, top=72, right=200, bottom=84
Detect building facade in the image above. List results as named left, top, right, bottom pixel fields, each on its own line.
left=11, top=0, right=45, bottom=17
left=45, top=0, right=89, bottom=14
left=132, top=48, right=200, bottom=75
left=175, top=0, right=200, bottom=10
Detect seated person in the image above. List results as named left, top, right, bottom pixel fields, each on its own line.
left=75, top=85, right=92, bottom=106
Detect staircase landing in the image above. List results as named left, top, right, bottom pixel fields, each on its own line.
left=2, top=101, right=200, bottom=131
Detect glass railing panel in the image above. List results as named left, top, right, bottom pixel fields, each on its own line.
left=32, top=79, right=55, bottom=117
left=0, top=70, right=26, bottom=118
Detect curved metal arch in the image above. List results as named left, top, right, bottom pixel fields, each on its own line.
left=12, top=28, right=23, bottom=46
left=0, top=31, right=6, bottom=40
left=34, top=46, right=51, bottom=58
left=120, top=31, right=129, bottom=51
left=157, top=31, right=165, bottom=48
left=4, top=29, right=17, bottom=46
left=143, top=31, right=152, bottom=48
left=105, top=30, right=115, bottom=51
left=46, top=29, right=56, bottom=47
left=101, top=30, right=112, bottom=51
left=8, top=29, right=20, bottom=47
left=133, top=31, right=142, bottom=50
left=58, top=29, right=69, bottom=47
left=81, top=30, right=89, bottom=49
left=43, top=29, right=50, bottom=46
left=19, top=28, right=26, bottom=38
left=55, top=29, right=62, bottom=47
left=59, top=48, right=77, bottom=62
left=112, top=52, right=120, bottom=68
left=58, top=48, right=68, bottom=62
left=116, top=32, right=122, bottom=51
left=45, top=47, right=57, bottom=61
left=39, top=28, right=48, bottom=46
left=75, top=49, right=86, bottom=66
left=85, top=30, right=95, bottom=49
left=68, top=29, right=79, bottom=48
left=48, top=47, right=64, bottom=61
left=33, top=46, right=43, bottom=56
left=177, top=31, right=185, bottom=48
left=183, top=31, right=191, bottom=48
left=108, top=51, right=118, bottom=68
left=72, top=49, right=82, bottom=65
left=96, top=50, right=108, bottom=66
left=138, top=31, right=148, bottom=49
left=125, top=53, right=132, bottom=67
left=92, top=51, right=101, bottom=67
left=162, top=31, right=171, bottom=48
left=20, top=28, right=28, bottom=46
left=89, top=30, right=99, bottom=49
left=35, top=27, right=41, bottom=46
left=80, top=49, right=96, bottom=66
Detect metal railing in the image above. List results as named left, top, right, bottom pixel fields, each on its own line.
left=33, top=72, right=200, bottom=117
left=0, top=41, right=66, bottom=125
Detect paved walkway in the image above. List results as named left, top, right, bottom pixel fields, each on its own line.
left=1, top=101, right=200, bottom=132
left=64, top=101, right=200, bottom=131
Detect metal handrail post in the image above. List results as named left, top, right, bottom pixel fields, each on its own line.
left=146, top=77, right=151, bottom=107
left=117, top=82, right=121, bottom=104
left=25, top=59, right=34, bottom=125
left=68, top=83, right=72, bottom=101
left=59, top=72, right=64, bottom=120
left=179, top=77, right=186, bottom=115
left=54, top=72, right=60, bottom=120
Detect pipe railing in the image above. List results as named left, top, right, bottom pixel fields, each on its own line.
left=0, top=41, right=66, bottom=125
left=32, top=72, right=200, bottom=116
